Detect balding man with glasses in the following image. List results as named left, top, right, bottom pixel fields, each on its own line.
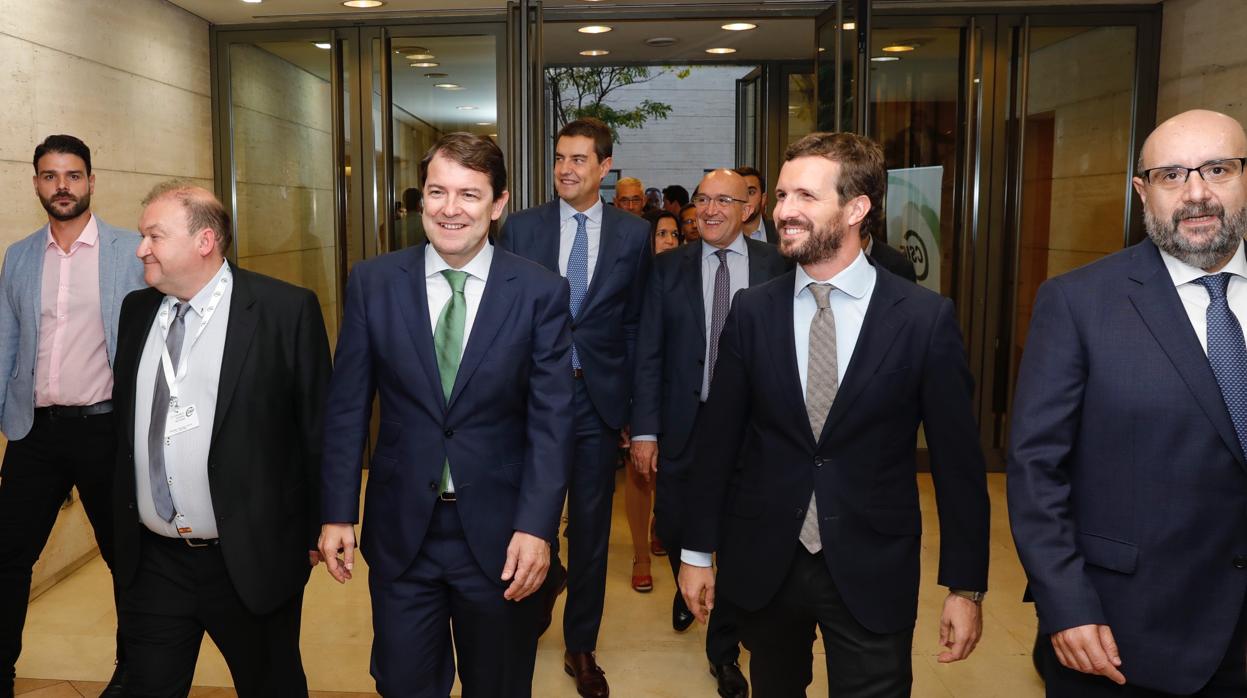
left=1009, top=109, right=1247, bottom=697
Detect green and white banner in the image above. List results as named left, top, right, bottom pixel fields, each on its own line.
left=885, top=166, right=942, bottom=293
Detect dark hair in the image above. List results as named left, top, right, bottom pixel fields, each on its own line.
left=33, top=135, right=92, bottom=175
left=401, top=187, right=422, bottom=212
left=556, top=117, right=613, bottom=162
left=734, top=165, right=765, bottom=192
left=662, top=185, right=690, bottom=207
left=420, top=132, right=508, bottom=200
left=679, top=203, right=697, bottom=219
left=644, top=209, right=681, bottom=251
left=783, top=132, right=886, bottom=237
left=142, top=180, right=233, bottom=254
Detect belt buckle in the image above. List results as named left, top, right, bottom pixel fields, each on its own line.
left=572, top=368, right=585, bottom=379
left=184, top=538, right=211, bottom=548
left=438, top=491, right=457, bottom=502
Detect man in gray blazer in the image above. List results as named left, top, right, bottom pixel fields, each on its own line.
left=0, top=135, right=145, bottom=698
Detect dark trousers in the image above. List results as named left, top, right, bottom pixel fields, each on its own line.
left=558, top=378, right=617, bottom=653
left=739, top=546, right=913, bottom=698
left=0, top=410, right=120, bottom=687
left=1037, top=595, right=1247, bottom=697
left=118, top=530, right=307, bottom=698
left=653, top=443, right=741, bottom=666
left=370, top=500, right=544, bottom=698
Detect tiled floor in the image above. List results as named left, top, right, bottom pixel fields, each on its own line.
left=17, top=473, right=1044, bottom=697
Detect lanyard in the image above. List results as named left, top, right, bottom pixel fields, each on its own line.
left=158, top=267, right=231, bottom=402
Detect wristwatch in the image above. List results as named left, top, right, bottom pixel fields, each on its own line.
left=951, top=589, right=986, bottom=603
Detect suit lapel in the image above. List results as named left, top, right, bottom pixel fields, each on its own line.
left=119, top=290, right=164, bottom=449
left=765, top=273, right=813, bottom=446
left=398, top=245, right=448, bottom=415
left=447, top=252, right=518, bottom=410
left=539, top=201, right=561, bottom=273
left=211, top=269, right=257, bottom=443
left=683, top=243, right=707, bottom=343
left=746, top=238, right=771, bottom=286
left=97, top=224, right=118, bottom=336
left=1127, top=241, right=1247, bottom=469
left=582, top=206, right=622, bottom=311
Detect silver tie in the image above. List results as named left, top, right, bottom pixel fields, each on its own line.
left=800, top=283, right=837, bottom=554
left=149, top=302, right=190, bottom=522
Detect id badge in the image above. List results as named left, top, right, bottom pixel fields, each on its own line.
left=165, top=402, right=200, bottom=438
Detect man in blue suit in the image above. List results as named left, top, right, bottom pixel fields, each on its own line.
left=1009, top=108, right=1247, bottom=697
left=319, top=133, right=574, bottom=697
left=498, top=117, right=651, bottom=698
left=0, top=135, right=144, bottom=698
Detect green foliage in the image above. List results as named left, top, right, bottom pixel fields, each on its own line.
left=547, top=66, right=690, bottom=142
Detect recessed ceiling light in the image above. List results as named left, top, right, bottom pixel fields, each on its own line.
left=242, top=0, right=262, bottom=4
left=721, top=23, right=757, bottom=31
left=580, top=49, right=610, bottom=57
left=396, top=46, right=428, bottom=54
left=578, top=25, right=612, bottom=34
left=457, top=106, right=478, bottom=111
left=342, top=0, right=384, bottom=7
left=844, top=22, right=856, bottom=30
left=476, top=122, right=492, bottom=126
left=881, top=44, right=916, bottom=53
left=314, top=42, right=331, bottom=50
left=410, top=62, right=439, bottom=68
left=424, top=72, right=449, bottom=78
left=645, top=37, right=678, bottom=47
left=489, top=133, right=498, bottom=137
left=405, top=53, right=435, bottom=60
left=871, top=56, right=900, bottom=62
left=435, top=83, right=463, bottom=89
left=705, top=47, right=737, bottom=55
left=817, top=47, right=826, bottom=52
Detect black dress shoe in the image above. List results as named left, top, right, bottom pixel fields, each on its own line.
left=538, top=559, right=568, bottom=637
left=99, top=661, right=127, bottom=698
left=672, top=591, right=695, bottom=632
left=709, top=661, right=749, bottom=698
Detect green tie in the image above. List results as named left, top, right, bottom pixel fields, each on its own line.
left=434, top=269, right=468, bottom=493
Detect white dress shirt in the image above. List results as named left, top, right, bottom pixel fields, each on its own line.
left=683, top=251, right=877, bottom=568
left=558, top=198, right=603, bottom=287
left=135, top=261, right=233, bottom=539
left=1160, top=239, right=1247, bottom=354
left=425, top=242, right=494, bottom=492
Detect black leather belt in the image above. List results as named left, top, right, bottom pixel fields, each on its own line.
left=144, top=528, right=219, bottom=548
left=438, top=491, right=457, bottom=502
left=36, top=401, right=113, bottom=419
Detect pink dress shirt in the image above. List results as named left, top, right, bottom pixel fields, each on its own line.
left=33, top=216, right=113, bottom=407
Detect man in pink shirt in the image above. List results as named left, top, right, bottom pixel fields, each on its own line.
left=0, top=135, right=144, bottom=698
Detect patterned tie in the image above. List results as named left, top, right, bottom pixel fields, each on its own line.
left=434, top=270, right=468, bottom=493
left=800, top=283, right=838, bottom=554
left=1196, top=273, right=1247, bottom=457
left=567, top=213, right=589, bottom=370
left=707, top=249, right=732, bottom=387
left=149, top=302, right=190, bottom=522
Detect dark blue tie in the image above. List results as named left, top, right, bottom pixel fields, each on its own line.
left=1196, top=272, right=1247, bottom=456
left=567, top=212, right=589, bottom=370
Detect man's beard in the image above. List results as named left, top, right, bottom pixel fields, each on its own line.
left=778, top=216, right=844, bottom=266
left=39, top=191, right=90, bottom=222
left=1145, top=201, right=1247, bottom=270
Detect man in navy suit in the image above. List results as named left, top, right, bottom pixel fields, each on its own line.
left=498, top=117, right=651, bottom=698
left=679, top=132, right=990, bottom=697
left=319, top=133, right=574, bottom=697
left=631, top=169, right=790, bottom=697
left=1009, top=109, right=1247, bottom=697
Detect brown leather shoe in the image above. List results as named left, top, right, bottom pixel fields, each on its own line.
left=563, top=651, right=609, bottom=698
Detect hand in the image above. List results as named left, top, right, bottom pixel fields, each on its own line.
left=501, top=531, right=550, bottom=601
left=308, top=550, right=322, bottom=567
left=619, top=425, right=631, bottom=449
left=1051, top=624, right=1125, bottom=685
left=937, top=593, right=983, bottom=663
left=318, top=523, right=356, bottom=584
left=678, top=562, right=715, bottom=624
left=630, top=440, right=659, bottom=482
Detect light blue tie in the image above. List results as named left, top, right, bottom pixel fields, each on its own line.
left=1197, top=273, right=1247, bottom=457
left=567, top=212, right=589, bottom=370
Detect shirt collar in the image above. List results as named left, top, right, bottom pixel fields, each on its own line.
left=45, top=214, right=99, bottom=251
left=701, top=232, right=748, bottom=261
left=794, top=250, right=874, bottom=300
left=1159, top=238, right=1247, bottom=287
left=166, top=260, right=231, bottom=317
left=560, top=197, right=603, bottom=225
left=425, top=239, right=495, bottom=282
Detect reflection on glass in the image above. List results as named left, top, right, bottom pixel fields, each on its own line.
left=229, top=41, right=340, bottom=343
left=869, top=27, right=963, bottom=297
left=388, top=35, right=498, bottom=250
left=1013, top=26, right=1136, bottom=367
left=787, top=71, right=815, bottom=147
left=738, top=74, right=758, bottom=167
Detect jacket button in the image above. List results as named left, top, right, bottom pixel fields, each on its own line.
left=814, top=457, right=824, bottom=467
left=1234, top=556, right=1247, bottom=569
left=795, top=508, right=804, bottom=519
left=127, top=502, right=135, bottom=510
left=444, top=428, right=454, bottom=438
left=692, top=389, right=700, bottom=396
left=697, top=358, right=705, bottom=366
left=428, top=481, right=439, bottom=492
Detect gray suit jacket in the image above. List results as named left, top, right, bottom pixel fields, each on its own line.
left=0, top=217, right=145, bottom=440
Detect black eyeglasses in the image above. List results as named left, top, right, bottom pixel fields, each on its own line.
left=1140, top=158, right=1247, bottom=189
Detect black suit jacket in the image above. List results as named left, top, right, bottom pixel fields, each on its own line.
left=1008, top=239, right=1247, bottom=694
left=631, top=238, right=791, bottom=461
left=112, top=268, right=332, bottom=615
left=868, top=238, right=917, bottom=282
left=498, top=200, right=651, bottom=428
left=683, top=261, right=989, bottom=634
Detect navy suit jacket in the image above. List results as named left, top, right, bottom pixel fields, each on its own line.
left=1008, top=238, right=1247, bottom=694
left=498, top=199, right=651, bottom=428
left=631, top=238, right=791, bottom=462
left=320, top=244, right=574, bottom=584
left=683, top=262, right=990, bottom=634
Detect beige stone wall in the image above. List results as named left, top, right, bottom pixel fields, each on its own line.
left=0, top=0, right=211, bottom=593
left=1157, top=0, right=1247, bottom=124
left=229, top=44, right=339, bottom=343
